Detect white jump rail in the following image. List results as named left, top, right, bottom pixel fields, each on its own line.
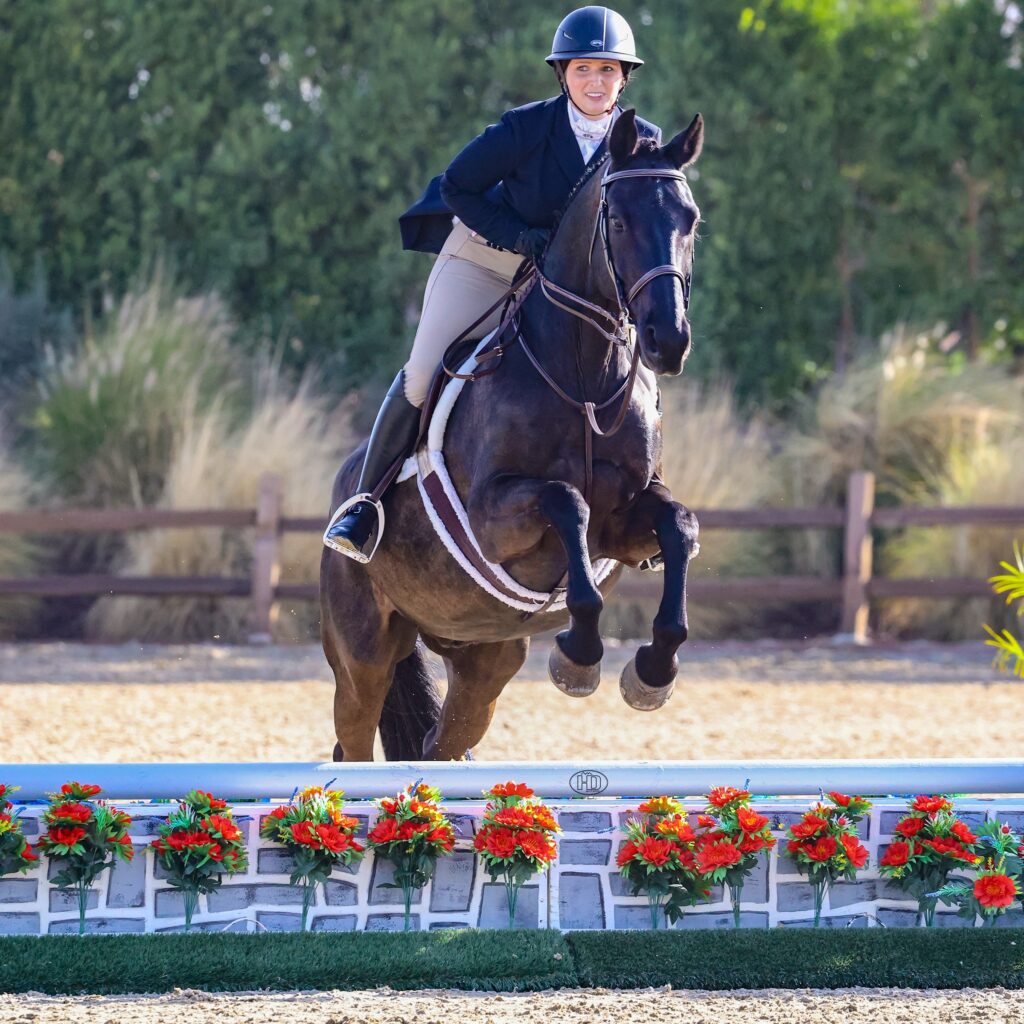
left=5, top=759, right=1024, bottom=801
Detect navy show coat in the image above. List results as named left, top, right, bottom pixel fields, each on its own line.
left=398, top=93, right=662, bottom=255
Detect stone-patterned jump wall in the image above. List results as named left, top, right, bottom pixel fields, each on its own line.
left=3, top=798, right=1023, bottom=935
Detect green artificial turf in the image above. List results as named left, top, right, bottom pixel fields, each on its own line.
left=3, top=929, right=1024, bottom=995
left=567, top=928, right=1024, bottom=990
left=0, top=930, right=578, bottom=994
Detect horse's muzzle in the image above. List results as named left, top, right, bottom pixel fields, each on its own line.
left=640, top=320, right=690, bottom=376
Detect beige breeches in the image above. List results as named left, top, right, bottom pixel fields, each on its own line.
left=403, top=221, right=524, bottom=408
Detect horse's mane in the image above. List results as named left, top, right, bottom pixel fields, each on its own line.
left=551, top=153, right=610, bottom=232
left=550, top=137, right=667, bottom=232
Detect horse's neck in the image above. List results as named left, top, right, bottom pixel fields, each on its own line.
left=528, top=169, right=626, bottom=389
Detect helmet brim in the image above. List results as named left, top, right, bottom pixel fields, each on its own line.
left=546, top=51, right=643, bottom=66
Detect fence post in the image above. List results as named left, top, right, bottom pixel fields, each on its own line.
left=249, top=472, right=282, bottom=644
left=838, top=470, right=875, bottom=644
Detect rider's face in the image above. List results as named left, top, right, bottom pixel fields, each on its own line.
left=564, top=59, right=624, bottom=119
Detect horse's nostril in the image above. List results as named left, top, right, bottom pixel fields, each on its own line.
left=644, top=324, right=661, bottom=359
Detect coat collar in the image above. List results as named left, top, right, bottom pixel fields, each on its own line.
left=551, top=93, right=586, bottom=186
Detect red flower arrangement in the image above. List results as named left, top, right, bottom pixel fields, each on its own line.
left=933, top=820, right=1023, bottom=925
left=0, top=784, right=38, bottom=878
left=617, top=796, right=710, bottom=928
left=36, top=782, right=134, bottom=935
left=474, top=781, right=559, bottom=929
left=878, top=794, right=981, bottom=926
left=259, top=785, right=363, bottom=931
left=366, top=783, right=455, bottom=931
left=150, top=789, right=248, bottom=932
left=696, top=787, right=777, bottom=927
left=783, top=792, right=872, bottom=927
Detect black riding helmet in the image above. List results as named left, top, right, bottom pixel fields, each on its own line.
left=546, top=6, right=643, bottom=70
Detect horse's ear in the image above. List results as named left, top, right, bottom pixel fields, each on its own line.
left=609, top=108, right=640, bottom=165
left=664, top=113, right=704, bottom=169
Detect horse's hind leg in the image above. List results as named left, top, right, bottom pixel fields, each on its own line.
left=605, top=482, right=699, bottom=711
left=421, top=638, right=529, bottom=760
left=320, top=550, right=420, bottom=761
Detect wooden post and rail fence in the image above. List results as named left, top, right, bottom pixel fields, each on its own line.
left=0, top=471, right=1020, bottom=644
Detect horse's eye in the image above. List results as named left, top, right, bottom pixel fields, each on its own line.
left=609, top=217, right=624, bottom=233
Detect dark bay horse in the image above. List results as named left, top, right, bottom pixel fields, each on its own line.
left=321, top=110, right=703, bottom=762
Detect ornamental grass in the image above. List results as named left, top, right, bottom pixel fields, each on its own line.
left=782, top=791, right=872, bottom=926
left=696, top=787, right=777, bottom=927
left=149, top=790, right=248, bottom=932
left=878, top=795, right=982, bottom=926
left=366, top=783, right=456, bottom=931
left=474, top=782, right=559, bottom=929
left=616, top=796, right=709, bottom=929
left=36, top=782, right=134, bottom=935
left=0, top=785, right=38, bottom=877
left=0, top=433, right=41, bottom=639
left=259, top=786, right=364, bottom=931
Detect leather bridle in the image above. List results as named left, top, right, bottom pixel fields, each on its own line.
left=537, top=163, right=695, bottom=347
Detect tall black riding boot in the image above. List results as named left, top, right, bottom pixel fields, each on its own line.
left=323, top=372, right=421, bottom=562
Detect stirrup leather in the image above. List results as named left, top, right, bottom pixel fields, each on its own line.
left=322, top=492, right=386, bottom=564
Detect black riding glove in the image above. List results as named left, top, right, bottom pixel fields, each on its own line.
left=515, top=226, right=552, bottom=261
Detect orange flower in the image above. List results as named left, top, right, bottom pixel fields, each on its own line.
left=616, top=840, right=639, bottom=867
left=494, top=807, right=535, bottom=829
left=736, top=807, right=769, bottom=833
left=290, top=821, right=320, bottom=848
left=484, top=827, right=517, bottom=859
left=638, top=796, right=683, bottom=816
left=489, top=782, right=534, bottom=799
left=331, top=813, right=361, bottom=831
left=951, top=820, right=977, bottom=845
left=895, top=816, right=926, bottom=838
left=804, top=835, right=838, bottom=862
left=517, top=830, right=555, bottom=861
left=427, top=826, right=455, bottom=851
left=48, top=826, right=86, bottom=846
left=636, top=837, right=674, bottom=867
left=314, top=823, right=351, bottom=853
left=696, top=840, right=742, bottom=872
left=696, top=814, right=717, bottom=829
left=738, top=833, right=767, bottom=854
left=367, top=817, right=400, bottom=845
left=60, top=783, right=101, bottom=799
left=530, top=806, right=559, bottom=831
left=205, top=815, right=242, bottom=842
left=974, top=873, right=1017, bottom=909
left=880, top=840, right=911, bottom=867
left=791, top=814, right=828, bottom=839
left=655, top=817, right=696, bottom=844
left=51, top=802, right=92, bottom=824
left=911, top=795, right=952, bottom=814
left=840, top=833, right=868, bottom=869
left=707, top=786, right=751, bottom=808
left=195, top=791, right=228, bottom=810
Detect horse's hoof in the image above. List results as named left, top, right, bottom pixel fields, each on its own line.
left=332, top=742, right=344, bottom=762
left=620, top=656, right=675, bottom=711
left=548, top=644, right=601, bottom=698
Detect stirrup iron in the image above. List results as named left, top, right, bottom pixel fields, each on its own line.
left=322, top=492, right=386, bottom=564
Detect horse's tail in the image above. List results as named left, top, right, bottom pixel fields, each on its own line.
left=378, top=640, right=443, bottom=761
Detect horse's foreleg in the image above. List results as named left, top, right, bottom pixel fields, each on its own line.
left=422, top=638, right=529, bottom=760
left=469, top=476, right=604, bottom=697
left=536, top=480, right=606, bottom=696
left=605, top=482, right=699, bottom=710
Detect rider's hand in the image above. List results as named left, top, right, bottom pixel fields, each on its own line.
left=515, top=226, right=552, bottom=261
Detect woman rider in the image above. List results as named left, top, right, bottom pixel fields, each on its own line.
left=324, top=6, right=661, bottom=561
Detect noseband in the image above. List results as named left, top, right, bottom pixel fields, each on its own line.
left=538, top=165, right=694, bottom=346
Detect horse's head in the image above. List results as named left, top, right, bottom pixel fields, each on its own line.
left=600, top=109, right=703, bottom=375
